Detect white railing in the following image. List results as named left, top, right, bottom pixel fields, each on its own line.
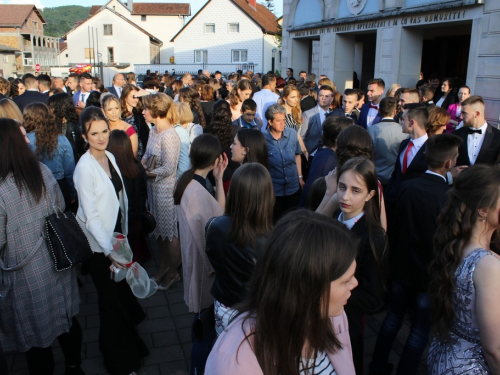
left=134, top=63, right=258, bottom=76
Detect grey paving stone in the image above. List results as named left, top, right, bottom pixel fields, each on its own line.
left=143, top=346, right=185, bottom=366
left=173, top=314, right=194, bottom=329
left=159, top=360, right=189, bottom=375
left=146, top=305, right=170, bottom=320
left=86, top=314, right=100, bottom=329
left=137, top=317, right=176, bottom=334
left=82, top=327, right=99, bottom=343
left=177, top=327, right=192, bottom=344
left=137, top=364, right=161, bottom=375
left=167, top=291, right=185, bottom=304
left=81, top=357, right=107, bottom=375
left=169, top=303, right=190, bottom=317
left=85, top=342, right=101, bottom=359
left=139, top=294, right=168, bottom=308
left=152, top=331, right=180, bottom=347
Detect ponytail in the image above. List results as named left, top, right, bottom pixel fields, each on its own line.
left=174, top=167, right=196, bottom=205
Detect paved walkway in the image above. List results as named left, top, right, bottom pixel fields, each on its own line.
left=5, top=239, right=428, bottom=375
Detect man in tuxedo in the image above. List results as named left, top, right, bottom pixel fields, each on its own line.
left=298, top=83, right=316, bottom=113
left=329, top=88, right=359, bottom=123
left=358, top=78, right=385, bottom=128
left=300, top=85, right=334, bottom=156
left=37, top=74, right=51, bottom=94
left=453, top=95, right=500, bottom=168
left=14, top=73, right=48, bottom=112
left=419, top=84, right=435, bottom=106
left=384, top=104, right=429, bottom=209
left=107, top=73, right=126, bottom=98
left=370, top=133, right=462, bottom=375
left=73, top=72, right=93, bottom=108
left=368, top=97, right=409, bottom=187
left=65, top=73, right=79, bottom=95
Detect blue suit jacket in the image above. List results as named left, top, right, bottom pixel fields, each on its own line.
left=300, top=106, right=323, bottom=154
left=107, top=86, right=119, bottom=98
left=358, top=103, right=382, bottom=129
left=73, top=91, right=95, bottom=106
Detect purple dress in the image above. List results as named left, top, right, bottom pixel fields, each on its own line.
left=427, top=248, right=492, bottom=374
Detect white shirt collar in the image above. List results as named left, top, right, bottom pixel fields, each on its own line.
left=338, top=211, right=364, bottom=230
left=411, top=133, right=428, bottom=148
left=425, top=170, right=446, bottom=182
left=469, top=122, right=488, bottom=132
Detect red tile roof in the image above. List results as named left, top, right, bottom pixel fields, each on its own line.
left=59, top=41, right=67, bottom=52
left=171, top=0, right=279, bottom=41
left=90, top=3, right=190, bottom=16
left=0, top=5, right=46, bottom=27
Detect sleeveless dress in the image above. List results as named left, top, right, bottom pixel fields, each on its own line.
left=427, top=248, right=493, bottom=374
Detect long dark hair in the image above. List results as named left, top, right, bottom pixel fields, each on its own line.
left=237, top=129, right=269, bottom=169
left=23, top=103, right=59, bottom=158
left=237, top=209, right=358, bottom=375
left=107, top=130, right=139, bottom=179
left=173, top=134, right=221, bottom=205
left=48, top=92, right=79, bottom=125
left=429, top=165, right=500, bottom=341
left=335, top=125, right=373, bottom=169
left=209, top=100, right=233, bottom=148
left=0, top=119, right=45, bottom=202
left=337, top=157, right=387, bottom=268
left=120, top=84, right=142, bottom=117
left=226, top=163, right=274, bottom=247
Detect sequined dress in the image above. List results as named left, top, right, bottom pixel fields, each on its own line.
left=427, top=248, right=493, bottom=374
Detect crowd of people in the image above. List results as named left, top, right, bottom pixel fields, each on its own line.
left=0, top=67, right=499, bottom=375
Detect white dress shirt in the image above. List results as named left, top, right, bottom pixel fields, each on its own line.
left=318, top=105, right=328, bottom=126
left=366, top=103, right=379, bottom=127
left=425, top=170, right=446, bottom=182
left=400, top=133, right=428, bottom=171
left=79, top=91, right=91, bottom=103
left=435, top=96, right=445, bottom=108
left=467, top=122, right=488, bottom=165
left=253, top=88, right=279, bottom=130
left=113, top=85, right=122, bottom=98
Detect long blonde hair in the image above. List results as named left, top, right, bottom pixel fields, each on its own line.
left=279, top=85, right=302, bottom=126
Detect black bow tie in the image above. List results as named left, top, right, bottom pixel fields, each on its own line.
left=468, top=128, right=482, bottom=135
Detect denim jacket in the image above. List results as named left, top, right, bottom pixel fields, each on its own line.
left=264, top=127, right=301, bottom=196
left=27, top=133, right=76, bottom=199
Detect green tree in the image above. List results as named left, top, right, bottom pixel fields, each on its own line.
left=41, top=6, right=91, bottom=37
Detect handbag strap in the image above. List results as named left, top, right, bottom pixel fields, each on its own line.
left=0, top=236, right=44, bottom=271
left=198, top=216, right=217, bottom=314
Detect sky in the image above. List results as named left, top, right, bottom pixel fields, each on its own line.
left=0, top=0, right=283, bottom=17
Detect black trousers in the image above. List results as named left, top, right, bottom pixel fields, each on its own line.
left=273, top=189, right=301, bottom=223
left=25, top=317, right=82, bottom=375
left=84, top=253, right=149, bottom=375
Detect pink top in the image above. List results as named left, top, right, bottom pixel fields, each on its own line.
left=125, top=126, right=137, bottom=137
left=206, top=312, right=355, bottom=375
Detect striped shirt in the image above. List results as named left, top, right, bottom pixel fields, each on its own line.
left=299, top=351, right=337, bottom=375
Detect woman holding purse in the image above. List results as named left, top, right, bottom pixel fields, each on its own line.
left=74, top=107, right=148, bottom=375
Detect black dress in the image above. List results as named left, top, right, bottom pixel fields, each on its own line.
left=83, top=159, right=149, bottom=375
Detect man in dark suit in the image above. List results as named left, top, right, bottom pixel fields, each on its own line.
left=384, top=105, right=429, bottom=210
left=300, top=85, right=334, bottom=156
left=37, top=74, right=51, bottom=95
left=13, top=73, right=48, bottom=112
left=298, top=83, right=316, bottom=113
left=358, top=78, right=384, bottom=128
left=453, top=95, right=500, bottom=168
left=73, top=72, right=94, bottom=108
left=370, top=134, right=462, bottom=375
left=106, top=73, right=126, bottom=98
left=329, top=88, right=359, bottom=123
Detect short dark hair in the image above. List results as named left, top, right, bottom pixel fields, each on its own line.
left=215, top=70, right=222, bottom=75
left=355, top=89, right=365, bottom=100
left=419, top=84, right=435, bottom=99
left=262, top=73, right=276, bottom=87
left=368, top=78, right=385, bottom=89
left=343, top=88, right=357, bottom=97
left=406, top=106, right=429, bottom=129
left=379, top=97, right=397, bottom=117
left=459, top=86, right=470, bottom=93
left=425, top=134, right=462, bottom=169
left=241, top=98, right=257, bottom=112
left=318, top=85, right=334, bottom=94
left=22, top=73, right=36, bottom=86
left=297, top=83, right=309, bottom=96
left=79, top=72, right=92, bottom=81
left=322, top=115, right=353, bottom=148
left=37, top=74, right=51, bottom=88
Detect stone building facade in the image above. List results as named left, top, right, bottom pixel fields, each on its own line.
left=282, top=0, right=500, bottom=125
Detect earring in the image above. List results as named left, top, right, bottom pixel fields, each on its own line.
left=481, top=217, right=486, bottom=222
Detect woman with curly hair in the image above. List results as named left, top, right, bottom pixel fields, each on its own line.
left=208, top=100, right=240, bottom=192
left=427, top=165, right=500, bottom=374
left=24, top=103, right=76, bottom=209
left=426, top=106, right=449, bottom=136
left=179, top=86, right=206, bottom=128
left=47, top=92, right=84, bottom=162
left=226, top=79, right=253, bottom=121
left=9, top=78, right=25, bottom=98
left=120, top=84, right=149, bottom=160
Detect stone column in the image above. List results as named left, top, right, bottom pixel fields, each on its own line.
left=326, top=33, right=355, bottom=91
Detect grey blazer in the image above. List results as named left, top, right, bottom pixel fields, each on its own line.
left=300, top=106, right=323, bottom=154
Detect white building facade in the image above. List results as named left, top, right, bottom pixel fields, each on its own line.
left=283, top=0, right=500, bottom=125
left=171, top=0, right=280, bottom=75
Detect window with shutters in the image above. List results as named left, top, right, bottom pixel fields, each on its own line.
left=104, top=24, right=113, bottom=36
left=232, top=50, right=248, bottom=63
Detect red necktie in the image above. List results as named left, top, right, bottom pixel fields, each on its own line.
left=402, top=141, right=414, bottom=174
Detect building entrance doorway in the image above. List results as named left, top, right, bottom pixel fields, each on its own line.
left=354, top=32, right=376, bottom=90
left=420, top=22, right=471, bottom=84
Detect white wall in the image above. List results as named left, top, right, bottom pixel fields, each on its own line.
left=174, top=0, right=264, bottom=71
left=263, top=34, right=280, bottom=73
left=58, top=50, right=69, bottom=66
left=66, top=8, right=152, bottom=71
left=0, top=52, right=16, bottom=77
left=107, top=0, right=185, bottom=64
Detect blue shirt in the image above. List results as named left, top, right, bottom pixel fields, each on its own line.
left=27, top=133, right=76, bottom=198
left=264, top=127, right=301, bottom=196
left=232, top=116, right=262, bottom=130
left=174, top=125, right=191, bottom=179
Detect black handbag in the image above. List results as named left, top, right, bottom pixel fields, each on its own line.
left=141, top=202, right=156, bottom=235
left=45, top=209, right=93, bottom=271
left=193, top=217, right=217, bottom=342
